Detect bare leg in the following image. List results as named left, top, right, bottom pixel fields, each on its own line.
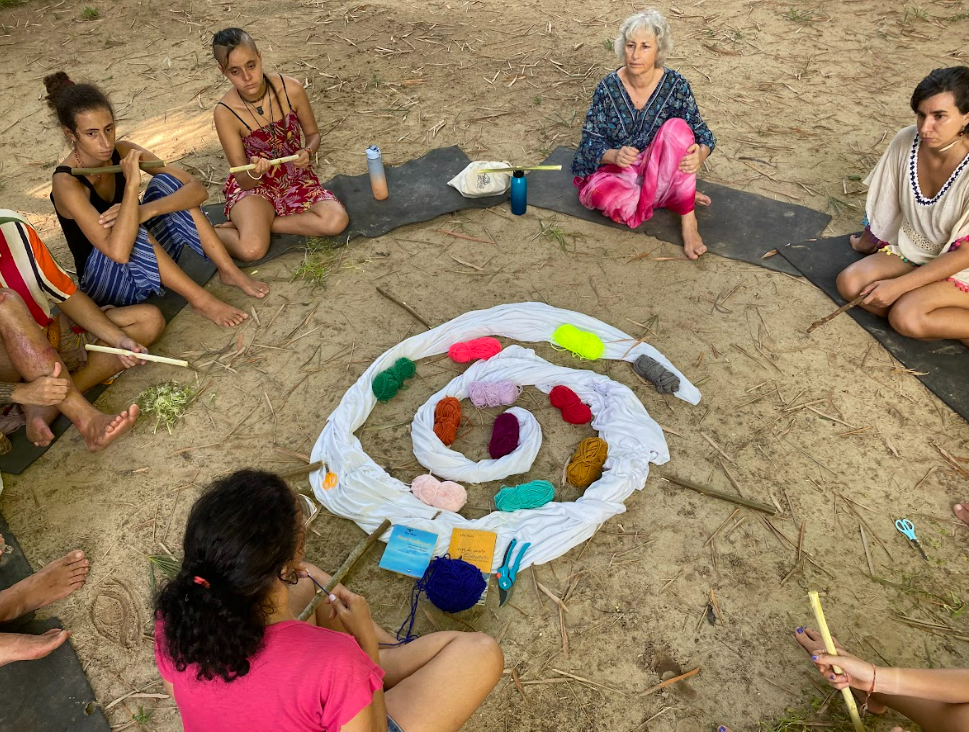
left=0, top=628, right=72, bottom=667
left=954, top=503, right=969, bottom=526
left=221, top=195, right=275, bottom=262
left=150, top=238, right=248, bottom=327
left=836, top=252, right=914, bottom=317
left=188, top=208, right=268, bottom=298
left=0, top=291, right=138, bottom=450
left=885, top=282, right=969, bottom=342
left=681, top=210, right=706, bottom=260
left=267, top=199, right=349, bottom=239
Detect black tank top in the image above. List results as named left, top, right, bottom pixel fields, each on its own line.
left=51, top=149, right=126, bottom=280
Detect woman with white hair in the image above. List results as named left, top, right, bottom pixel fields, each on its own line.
left=572, top=8, right=716, bottom=259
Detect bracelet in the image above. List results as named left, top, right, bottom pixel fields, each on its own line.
left=303, top=147, right=314, bottom=156
left=245, top=168, right=264, bottom=181
left=862, top=664, right=876, bottom=713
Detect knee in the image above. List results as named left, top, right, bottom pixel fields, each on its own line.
left=314, top=207, right=349, bottom=237
left=144, top=173, right=183, bottom=202
left=140, top=306, right=167, bottom=343
left=836, top=266, right=865, bottom=299
left=462, top=632, right=504, bottom=682
left=888, top=303, right=929, bottom=339
left=0, top=288, right=29, bottom=315
left=235, top=236, right=270, bottom=262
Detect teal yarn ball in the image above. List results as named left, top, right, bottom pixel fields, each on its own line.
left=494, top=480, right=555, bottom=511
left=372, top=357, right=416, bottom=401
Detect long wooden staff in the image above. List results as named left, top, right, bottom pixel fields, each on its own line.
left=298, top=519, right=392, bottom=622
left=807, top=591, right=865, bottom=732
left=71, top=160, right=165, bottom=176
left=807, top=294, right=866, bottom=333
left=230, top=154, right=300, bottom=174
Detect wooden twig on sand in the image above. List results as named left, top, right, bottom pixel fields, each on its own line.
left=640, top=666, right=700, bottom=696
left=433, top=229, right=497, bottom=245
left=663, top=476, right=776, bottom=515
left=807, top=294, right=865, bottom=333
left=298, top=519, right=392, bottom=621
left=280, top=461, right=324, bottom=480
left=807, top=591, right=865, bottom=732
left=375, top=286, right=433, bottom=329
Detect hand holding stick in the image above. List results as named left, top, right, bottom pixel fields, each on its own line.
left=71, top=159, right=165, bottom=176
left=84, top=344, right=189, bottom=368
left=807, top=591, right=865, bottom=732
left=229, top=154, right=300, bottom=174
left=807, top=294, right=866, bottom=333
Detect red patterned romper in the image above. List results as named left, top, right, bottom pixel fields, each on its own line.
left=220, top=74, right=340, bottom=217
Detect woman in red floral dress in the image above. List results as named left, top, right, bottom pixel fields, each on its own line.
left=212, top=28, right=348, bottom=261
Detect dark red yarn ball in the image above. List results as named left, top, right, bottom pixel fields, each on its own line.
left=488, top=412, right=520, bottom=459
left=549, top=385, right=592, bottom=425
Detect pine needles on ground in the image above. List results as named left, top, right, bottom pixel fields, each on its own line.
left=137, top=381, right=198, bottom=435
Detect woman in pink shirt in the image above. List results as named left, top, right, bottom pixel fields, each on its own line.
left=154, top=470, right=503, bottom=732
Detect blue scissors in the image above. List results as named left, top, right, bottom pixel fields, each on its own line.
left=496, top=539, right=531, bottom=607
left=895, top=518, right=929, bottom=562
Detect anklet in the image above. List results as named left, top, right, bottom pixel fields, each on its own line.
left=862, top=664, right=876, bottom=713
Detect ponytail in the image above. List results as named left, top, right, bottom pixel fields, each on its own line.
left=154, top=470, right=299, bottom=682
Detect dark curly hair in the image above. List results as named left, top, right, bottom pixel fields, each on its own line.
left=154, top=469, right=300, bottom=682
left=911, top=67, right=969, bottom=115
left=43, top=71, right=114, bottom=131
left=212, top=27, right=258, bottom=69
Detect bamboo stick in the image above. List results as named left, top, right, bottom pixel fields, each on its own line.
left=84, top=344, right=189, bottom=367
left=279, top=460, right=324, bottom=480
left=375, top=286, right=433, bottom=328
left=640, top=666, right=700, bottom=696
left=662, top=476, right=777, bottom=515
left=70, top=159, right=165, bottom=176
left=474, top=165, right=563, bottom=174
left=298, top=519, right=392, bottom=621
left=807, top=591, right=865, bottom=732
left=229, top=154, right=300, bottom=173
left=807, top=294, right=866, bottom=333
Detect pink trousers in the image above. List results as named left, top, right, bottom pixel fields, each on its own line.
left=575, top=118, right=697, bottom=229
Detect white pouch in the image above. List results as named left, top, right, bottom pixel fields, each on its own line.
left=447, top=160, right=512, bottom=198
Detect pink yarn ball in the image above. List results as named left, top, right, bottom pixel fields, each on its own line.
left=468, top=380, right=521, bottom=408
left=411, top=474, right=468, bottom=512
left=448, top=337, right=502, bottom=364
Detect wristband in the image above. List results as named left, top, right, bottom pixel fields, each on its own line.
left=246, top=168, right=264, bottom=181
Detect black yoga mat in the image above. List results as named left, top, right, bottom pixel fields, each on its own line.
left=527, top=147, right=832, bottom=275
left=0, top=512, right=109, bottom=732
left=780, top=235, right=969, bottom=422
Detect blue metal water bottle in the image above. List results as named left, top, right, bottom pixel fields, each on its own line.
left=510, top=169, right=526, bottom=215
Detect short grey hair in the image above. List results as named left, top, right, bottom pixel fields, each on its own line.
left=614, top=8, right=672, bottom=67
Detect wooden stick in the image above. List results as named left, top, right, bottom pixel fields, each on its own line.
left=229, top=154, right=300, bottom=173
left=807, top=294, right=866, bottom=333
left=84, top=344, right=189, bottom=367
left=474, top=165, right=563, bottom=173
left=375, top=286, right=433, bottom=328
left=279, top=460, right=325, bottom=480
left=298, top=519, right=392, bottom=621
left=640, top=666, right=700, bottom=696
left=71, top=159, right=165, bottom=176
left=662, top=476, right=777, bottom=515
left=807, top=591, right=865, bottom=732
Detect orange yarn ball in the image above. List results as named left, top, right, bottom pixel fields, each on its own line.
left=433, top=396, right=462, bottom=446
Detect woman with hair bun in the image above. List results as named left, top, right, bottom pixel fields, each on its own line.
left=155, top=470, right=503, bottom=732
left=45, top=72, right=268, bottom=328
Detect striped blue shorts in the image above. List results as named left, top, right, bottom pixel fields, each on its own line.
left=80, top=174, right=207, bottom=307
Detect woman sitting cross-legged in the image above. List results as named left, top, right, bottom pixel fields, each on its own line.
left=571, top=8, right=716, bottom=260
left=839, top=67, right=969, bottom=344
left=45, top=72, right=269, bottom=329
left=211, top=29, right=349, bottom=262
left=154, top=469, right=503, bottom=732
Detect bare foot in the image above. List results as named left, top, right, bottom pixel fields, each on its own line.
left=0, top=628, right=71, bottom=667
left=681, top=213, right=707, bottom=260
left=0, top=550, right=89, bottom=622
left=77, top=405, right=139, bottom=452
left=849, top=232, right=879, bottom=254
left=793, top=627, right=887, bottom=714
left=214, top=221, right=237, bottom=230
left=695, top=191, right=712, bottom=207
left=25, top=410, right=55, bottom=448
left=954, top=503, right=969, bottom=527
left=219, top=266, right=270, bottom=299
left=191, top=293, right=249, bottom=327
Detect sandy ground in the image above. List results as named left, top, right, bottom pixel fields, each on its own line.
left=3, top=0, right=969, bottom=730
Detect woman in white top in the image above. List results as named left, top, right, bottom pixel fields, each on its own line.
left=839, top=67, right=969, bottom=345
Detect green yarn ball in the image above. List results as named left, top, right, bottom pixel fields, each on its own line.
left=393, top=357, right=417, bottom=379
left=371, top=357, right=417, bottom=401
left=494, top=479, right=555, bottom=511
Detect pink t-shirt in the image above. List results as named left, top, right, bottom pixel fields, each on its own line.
left=155, top=618, right=384, bottom=732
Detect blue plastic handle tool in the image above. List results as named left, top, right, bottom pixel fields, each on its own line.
left=496, top=540, right=531, bottom=591
left=895, top=518, right=917, bottom=542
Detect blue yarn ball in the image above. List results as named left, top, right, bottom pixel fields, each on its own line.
left=424, top=557, right=486, bottom=613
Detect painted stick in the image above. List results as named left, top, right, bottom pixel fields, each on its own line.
left=84, top=344, right=189, bottom=368
left=663, top=476, right=776, bottom=515
left=474, top=165, right=563, bottom=174
left=807, top=591, right=865, bottom=732
left=70, top=160, right=165, bottom=176
left=229, top=154, right=301, bottom=173
left=807, top=294, right=866, bottom=333
left=298, top=518, right=392, bottom=622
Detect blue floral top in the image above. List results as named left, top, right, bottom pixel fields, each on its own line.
left=571, top=68, right=716, bottom=178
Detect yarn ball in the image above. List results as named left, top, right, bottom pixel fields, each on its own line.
left=424, top=556, right=486, bottom=613
left=551, top=324, right=604, bottom=360
left=494, top=480, right=555, bottom=511
left=433, top=396, right=462, bottom=446
left=411, top=474, right=467, bottom=512
left=448, top=337, right=502, bottom=364
left=468, top=380, right=521, bottom=408
left=549, top=385, right=593, bottom=425
left=488, top=412, right=520, bottom=459
left=566, top=436, right=609, bottom=489
left=632, top=355, right=681, bottom=394
left=371, top=357, right=417, bottom=401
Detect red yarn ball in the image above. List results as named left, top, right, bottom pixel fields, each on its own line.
left=549, top=385, right=592, bottom=425
left=488, top=412, right=520, bottom=459
left=448, top=337, right=502, bottom=364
